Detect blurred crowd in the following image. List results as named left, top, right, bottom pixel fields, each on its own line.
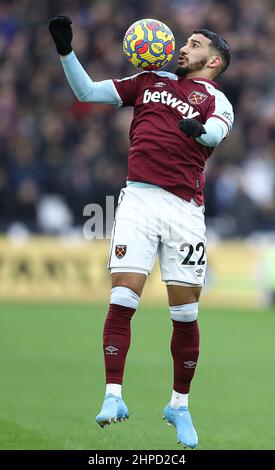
left=1, top=0, right=275, bottom=237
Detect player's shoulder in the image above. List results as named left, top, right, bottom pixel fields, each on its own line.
left=116, top=70, right=178, bottom=82
left=115, top=71, right=150, bottom=82
left=192, top=78, right=232, bottom=109
left=152, top=71, right=178, bottom=81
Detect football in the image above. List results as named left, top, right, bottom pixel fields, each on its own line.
left=123, top=18, right=175, bottom=70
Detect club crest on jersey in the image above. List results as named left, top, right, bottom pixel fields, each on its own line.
left=188, top=91, right=208, bottom=105
left=115, top=245, right=127, bottom=258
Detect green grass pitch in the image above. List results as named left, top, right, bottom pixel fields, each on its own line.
left=0, top=302, right=275, bottom=450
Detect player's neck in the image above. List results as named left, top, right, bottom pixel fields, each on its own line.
left=185, top=70, right=216, bottom=81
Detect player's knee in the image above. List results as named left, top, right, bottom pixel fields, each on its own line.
left=169, top=302, right=199, bottom=322
left=110, top=286, right=140, bottom=310
left=111, top=272, right=146, bottom=296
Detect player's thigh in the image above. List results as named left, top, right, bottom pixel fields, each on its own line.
left=167, top=284, right=202, bottom=306
left=111, top=272, right=146, bottom=297
left=159, top=200, right=207, bottom=287
left=108, top=187, right=159, bottom=279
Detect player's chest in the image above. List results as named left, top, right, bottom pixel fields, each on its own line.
left=136, top=82, right=208, bottom=120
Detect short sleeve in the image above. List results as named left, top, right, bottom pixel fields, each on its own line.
left=112, top=72, right=146, bottom=107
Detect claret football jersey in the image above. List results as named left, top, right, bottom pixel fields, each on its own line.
left=113, top=71, right=233, bottom=205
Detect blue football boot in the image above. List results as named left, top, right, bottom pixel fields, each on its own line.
left=96, top=394, right=129, bottom=428
left=163, top=403, right=198, bottom=449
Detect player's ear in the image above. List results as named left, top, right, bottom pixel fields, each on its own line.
left=208, top=55, right=222, bottom=69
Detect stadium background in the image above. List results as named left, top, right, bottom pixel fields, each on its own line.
left=1, top=0, right=275, bottom=451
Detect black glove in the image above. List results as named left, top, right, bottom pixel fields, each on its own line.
left=178, top=118, right=206, bottom=138
left=48, top=15, right=73, bottom=55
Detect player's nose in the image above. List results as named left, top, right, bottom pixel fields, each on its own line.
left=178, top=48, right=188, bottom=62
left=180, top=44, right=188, bottom=54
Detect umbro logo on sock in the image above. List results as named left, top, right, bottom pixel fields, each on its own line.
left=105, top=345, right=118, bottom=355
left=184, top=361, right=196, bottom=368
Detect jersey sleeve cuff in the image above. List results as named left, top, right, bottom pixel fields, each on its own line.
left=110, top=81, right=123, bottom=108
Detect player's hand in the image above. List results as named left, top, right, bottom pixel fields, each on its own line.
left=178, top=118, right=206, bottom=138
left=48, top=15, right=73, bottom=56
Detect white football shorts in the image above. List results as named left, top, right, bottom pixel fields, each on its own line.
left=108, top=185, right=207, bottom=286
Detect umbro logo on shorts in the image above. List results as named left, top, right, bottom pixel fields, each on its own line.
left=196, top=268, right=204, bottom=277
left=115, top=245, right=127, bottom=259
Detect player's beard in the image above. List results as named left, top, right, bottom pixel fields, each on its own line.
left=175, top=56, right=208, bottom=77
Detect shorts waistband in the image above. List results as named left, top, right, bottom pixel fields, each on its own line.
left=126, top=181, right=200, bottom=207
left=127, top=180, right=160, bottom=189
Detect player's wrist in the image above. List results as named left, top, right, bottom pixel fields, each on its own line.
left=59, top=51, right=73, bottom=58
left=196, top=124, right=206, bottom=137
left=178, top=118, right=206, bottom=138
left=57, top=45, right=72, bottom=55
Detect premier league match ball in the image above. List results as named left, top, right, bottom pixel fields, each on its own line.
left=123, top=18, right=175, bottom=70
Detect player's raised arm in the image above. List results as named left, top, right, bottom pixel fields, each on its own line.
left=48, top=15, right=121, bottom=106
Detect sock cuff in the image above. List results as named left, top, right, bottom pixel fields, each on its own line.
left=169, top=302, right=199, bottom=322
left=171, top=389, right=189, bottom=408
left=105, top=383, right=122, bottom=398
left=110, top=286, right=140, bottom=310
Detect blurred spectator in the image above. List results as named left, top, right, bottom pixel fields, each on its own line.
left=0, top=0, right=275, bottom=237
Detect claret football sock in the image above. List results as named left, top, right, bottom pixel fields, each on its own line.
left=103, top=303, right=136, bottom=385
left=171, top=319, right=200, bottom=394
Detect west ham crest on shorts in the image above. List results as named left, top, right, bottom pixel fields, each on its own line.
left=188, top=91, right=208, bottom=105
left=115, top=245, right=127, bottom=258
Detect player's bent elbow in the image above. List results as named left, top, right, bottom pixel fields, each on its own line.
left=76, top=89, right=91, bottom=102
left=77, top=94, right=87, bottom=102
left=196, top=136, right=221, bottom=147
